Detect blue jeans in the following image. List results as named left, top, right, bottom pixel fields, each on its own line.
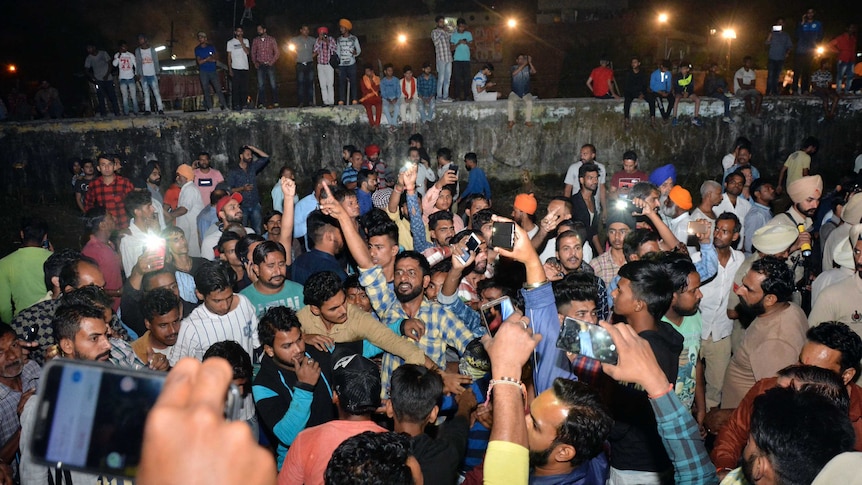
left=296, top=62, right=315, bottom=106
left=382, top=98, right=399, bottom=126
left=419, top=97, right=435, bottom=122
left=766, top=59, right=784, bottom=95
left=338, top=64, right=358, bottom=103
left=837, top=61, right=854, bottom=94
left=711, top=93, right=731, bottom=116
left=436, top=60, right=452, bottom=99
left=199, top=70, right=227, bottom=110
left=243, top=204, right=262, bottom=235
left=140, top=75, right=164, bottom=111
left=119, top=79, right=139, bottom=114
left=257, top=64, right=279, bottom=106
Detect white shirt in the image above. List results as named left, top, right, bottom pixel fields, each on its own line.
left=113, top=51, right=136, bottom=80
left=415, top=162, right=436, bottom=196
left=227, top=38, right=250, bottom=70
left=120, top=220, right=159, bottom=277
left=200, top=225, right=256, bottom=261
left=734, top=67, right=757, bottom=93
left=699, top=249, right=745, bottom=341
left=714, top=193, right=751, bottom=244
left=176, top=181, right=206, bottom=257
left=670, top=211, right=692, bottom=247
left=139, top=48, right=157, bottom=76
left=721, top=153, right=736, bottom=171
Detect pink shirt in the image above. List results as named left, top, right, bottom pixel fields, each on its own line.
left=193, top=168, right=224, bottom=205
left=81, top=236, right=122, bottom=310
left=278, top=420, right=386, bottom=484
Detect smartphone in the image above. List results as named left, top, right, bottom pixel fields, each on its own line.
left=400, top=161, right=415, bottom=173
left=144, top=236, right=166, bottom=270
left=773, top=25, right=782, bottom=32
left=613, top=198, right=643, bottom=215
left=490, top=221, right=515, bottom=250
left=687, top=220, right=709, bottom=235
left=457, top=233, right=482, bottom=264
left=30, top=360, right=241, bottom=479
left=480, top=296, right=515, bottom=336
left=23, top=324, right=39, bottom=343
left=449, top=164, right=459, bottom=175
left=556, top=317, right=618, bottom=365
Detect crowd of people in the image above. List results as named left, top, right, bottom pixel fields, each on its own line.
left=1, top=120, right=862, bottom=484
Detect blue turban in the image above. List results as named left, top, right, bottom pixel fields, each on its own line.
left=649, top=164, right=676, bottom=186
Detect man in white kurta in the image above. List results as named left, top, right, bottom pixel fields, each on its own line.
left=175, top=164, right=205, bottom=257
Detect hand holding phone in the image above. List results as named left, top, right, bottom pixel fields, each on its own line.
left=556, top=317, right=618, bottom=365
left=490, top=222, right=515, bottom=251
left=687, top=220, right=709, bottom=236
left=480, top=296, right=515, bottom=336
left=456, top=233, right=482, bottom=265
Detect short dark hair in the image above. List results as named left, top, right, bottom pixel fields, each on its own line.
left=408, top=133, right=424, bottom=145
left=716, top=212, right=741, bottom=234
left=324, top=432, right=413, bottom=485
left=464, top=152, right=478, bottom=164
left=750, top=178, right=771, bottom=197
left=555, top=229, right=583, bottom=252
left=551, top=378, right=614, bottom=467
left=776, top=364, right=850, bottom=413
left=124, top=190, right=153, bottom=218
left=203, top=341, right=253, bottom=383
left=141, top=266, right=177, bottom=292
left=262, top=209, right=282, bottom=227
left=617, top=260, right=674, bottom=320
left=751, top=387, right=854, bottom=485
left=343, top=274, right=363, bottom=291
left=553, top=272, right=599, bottom=308
left=435, top=15, right=445, bottom=23
left=471, top=208, right=494, bottom=231
left=578, top=162, right=599, bottom=180
left=751, top=256, right=794, bottom=303
left=457, top=18, right=466, bottom=25
left=311, top=168, right=332, bottom=189
left=198, top=151, right=211, bottom=159
left=362, top=210, right=399, bottom=244
left=623, top=229, right=660, bottom=261
left=358, top=169, right=376, bottom=189
left=236, top=234, right=266, bottom=265
left=343, top=144, right=357, bottom=154
left=52, top=304, right=105, bottom=343
left=307, top=210, right=340, bottom=246
left=724, top=171, right=745, bottom=186
left=462, top=193, right=488, bottom=213
left=21, top=216, right=48, bottom=244
left=383, top=62, right=394, bottom=71
left=389, top=364, right=443, bottom=422
left=258, top=306, right=301, bottom=348
left=436, top=147, right=452, bottom=161
left=801, top=136, right=820, bottom=151
left=622, top=150, right=638, bottom=161
left=395, top=250, right=431, bottom=278
left=402, top=65, right=412, bottom=74
left=59, top=285, right=113, bottom=311
left=142, top=288, right=180, bottom=322
left=482, top=62, right=494, bottom=72
left=58, top=256, right=99, bottom=291
left=332, top=187, right=357, bottom=204
left=252, top=240, right=286, bottom=265
left=428, top=210, right=454, bottom=230
left=217, top=230, right=241, bottom=254
left=806, top=321, right=862, bottom=375
left=44, top=249, right=82, bottom=292
left=194, top=260, right=236, bottom=297
left=304, top=271, right=343, bottom=307
left=657, top=252, right=697, bottom=293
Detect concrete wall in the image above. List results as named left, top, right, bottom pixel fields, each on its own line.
left=1, top=97, right=861, bottom=197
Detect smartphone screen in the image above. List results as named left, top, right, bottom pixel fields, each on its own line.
left=687, top=220, right=708, bottom=235
left=556, top=317, right=618, bottom=365
left=490, top=222, right=515, bottom=250
left=30, top=360, right=165, bottom=478
left=458, top=233, right=482, bottom=263
left=480, top=296, right=515, bottom=336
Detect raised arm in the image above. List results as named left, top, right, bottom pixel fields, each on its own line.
left=279, top=177, right=296, bottom=265
left=318, top=183, right=373, bottom=269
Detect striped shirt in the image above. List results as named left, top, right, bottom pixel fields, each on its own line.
left=0, top=360, right=40, bottom=444
left=431, top=28, right=452, bottom=63
left=312, top=37, right=337, bottom=65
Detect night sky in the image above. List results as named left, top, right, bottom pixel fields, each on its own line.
left=0, top=0, right=856, bottom=113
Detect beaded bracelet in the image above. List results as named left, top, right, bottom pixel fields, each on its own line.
left=487, top=377, right=528, bottom=403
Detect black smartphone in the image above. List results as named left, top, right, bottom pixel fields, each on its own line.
left=613, top=198, right=643, bottom=215
left=556, top=317, right=618, bottom=365
left=23, top=324, right=39, bottom=343
left=490, top=222, right=515, bottom=250
left=449, top=164, right=459, bottom=175
left=480, top=296, right=515, bottom=336
left=30, top=360, right=241, bottom=479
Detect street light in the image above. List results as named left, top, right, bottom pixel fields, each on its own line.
left=722, top=28, right=737, bottom=72
left=154, top=45, right=167, bottom=52
left=507, top=18, right=517, bottom=28
left=816, top=46, right=825, bottom=56
left=397, top=33, right=407, bottom=44
left=657, top=13, right=670, bottom=60
left=7, top=64, right=16, bottom=73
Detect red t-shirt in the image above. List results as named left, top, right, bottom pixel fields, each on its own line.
left=590, top=66, right=614, bottom=97
left=610, top=170, right=649, bottom=195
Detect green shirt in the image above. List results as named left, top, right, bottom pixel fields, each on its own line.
left=663, top=313, right=702, bottom=410
left=0, top=247, right=51, bottom=323
left=240, top=281, right=305, bottom=317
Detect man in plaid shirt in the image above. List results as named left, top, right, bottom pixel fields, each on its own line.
left=313, top=27, right=338, bottom=106
left=84, top=154, right=134, bottom=230
left=252, top=24, right=280, bottom=108
left=431, top=16, right=452, bottom=101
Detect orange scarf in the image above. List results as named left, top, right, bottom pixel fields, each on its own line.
left=401, top=77, right=416, bottom=100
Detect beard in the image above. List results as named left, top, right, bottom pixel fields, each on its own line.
left=661, top=203, right=677, bottom=218
left=672, top=301, right=700, bottom=317
left=795, top=203, right=817, bottom=218
left=396, top=283, right=424, bottom=303
left=735, top=297, right=766, bottom=329
left=529, top=445, right=555, bottom=468
left=740, top=451, right=758, bottom=484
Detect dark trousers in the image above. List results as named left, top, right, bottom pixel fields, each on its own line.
left=654, top=93, right=675, bottom=119
left=766, top=59, right=784, bottom=95
left=793, top=51, right=814, bottom=94
left=232, top=69, right=249, bottom=109
left=95, top=80, right=120, bottom=116
left=623, top=93, right=656, bottom=119
left=452, top=61, right=472, bottom=100
left=338, top=64, right=358, bottom=103
left=296, top=62, right=315, bottom=106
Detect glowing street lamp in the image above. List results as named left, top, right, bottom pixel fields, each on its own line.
left=657, top=13, right=670, bottom=59
left=816, top=46, right=825, bottom=56
left=507, top=18, right=517, bottom=28
left=288, top=43, right=296, bottom=52
left=397, top=33, right=407, bottom=45
left=7, top=64, right=16, bottom=73
left=154, top=45, right=167, bottom=52
left=722, top=29, right=737, bottom=72
left=658, top=13, right=669, bottom=24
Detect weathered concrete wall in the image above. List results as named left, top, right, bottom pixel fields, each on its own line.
left=1, top=97, right=861, bottom=196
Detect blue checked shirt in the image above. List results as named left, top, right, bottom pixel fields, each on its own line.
left=650, top=391, right=717, bottom=485
left=417, top=74, right=437, bottom=98
left=359, top=265, right=474, bottom=395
